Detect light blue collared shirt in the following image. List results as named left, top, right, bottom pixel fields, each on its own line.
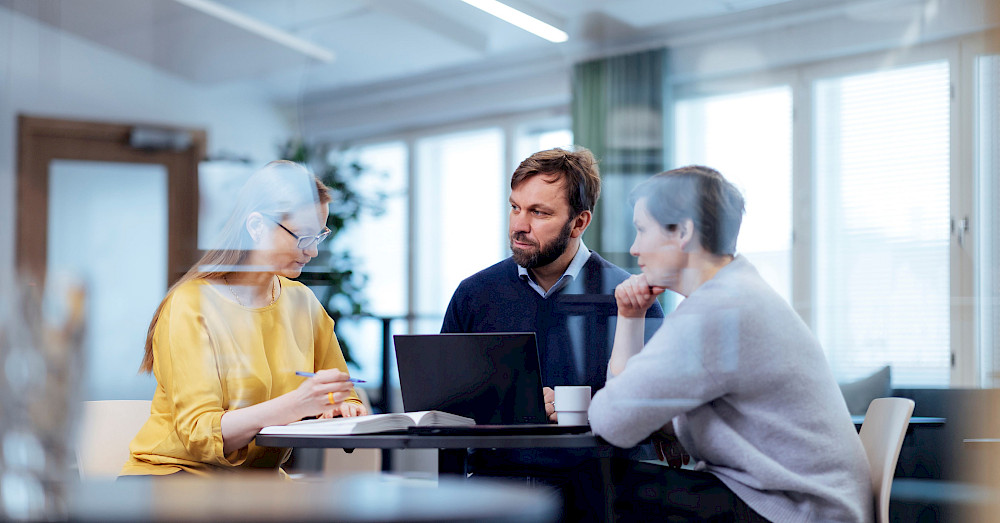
left=517, top=240, right=591, bottom=298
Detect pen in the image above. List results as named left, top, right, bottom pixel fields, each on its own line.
left=295, top=370, right=366, bottom=383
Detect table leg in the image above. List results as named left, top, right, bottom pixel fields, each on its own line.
left=600, top=456, right=615, bottom=521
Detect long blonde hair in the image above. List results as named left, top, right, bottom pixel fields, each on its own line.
left=139, top=160, right=332, bottom=373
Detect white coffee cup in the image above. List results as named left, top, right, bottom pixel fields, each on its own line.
left=554, top=385, right=591, bottom=425
left=557, top=411, right=589, bottom=425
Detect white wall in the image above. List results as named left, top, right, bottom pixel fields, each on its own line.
left=0, top=5, right=293, bottom=281
left=301, top=54, right=571, bottom=144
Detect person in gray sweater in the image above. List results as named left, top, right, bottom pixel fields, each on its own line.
left=588, top=165, right=872, bottom=522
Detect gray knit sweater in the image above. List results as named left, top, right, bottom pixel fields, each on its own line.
left=589, top=256, right=872, bottom=522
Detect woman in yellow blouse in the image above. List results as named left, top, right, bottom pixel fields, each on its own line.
left=120, top=160, right=367, bottom=477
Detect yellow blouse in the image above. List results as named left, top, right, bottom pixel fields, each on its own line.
left=120, top=277, right=360, bottom=476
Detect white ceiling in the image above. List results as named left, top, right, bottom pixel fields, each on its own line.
left=3, top=0, right=811, bottom=103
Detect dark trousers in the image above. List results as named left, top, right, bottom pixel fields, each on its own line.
left=606, top=462, right=771, bottom=522
left=470, top=456, right=615, bottom=522
left=473, top=458, right=771, bottom=522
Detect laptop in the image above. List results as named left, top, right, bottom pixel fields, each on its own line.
left=393, top=332, right=590, bottom=433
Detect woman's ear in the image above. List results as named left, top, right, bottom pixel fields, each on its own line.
left=246, top=212, right=265, bottom=244
left=678, top=219, right=696, bottom=251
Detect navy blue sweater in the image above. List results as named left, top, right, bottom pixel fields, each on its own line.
left=441, top=252, right=664, bottom=392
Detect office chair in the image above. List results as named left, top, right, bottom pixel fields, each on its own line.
left=76, top=399, right=152, bottom=479
left=858, top=397, right=915, bottom=523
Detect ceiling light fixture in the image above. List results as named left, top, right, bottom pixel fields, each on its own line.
left=459, top=0, right=568, bottom=43
left=173, top=0, right=335, bottom=62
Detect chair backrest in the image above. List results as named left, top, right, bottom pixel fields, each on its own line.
left=858, top=397, right=914, bottom=523
left=76, top=400, right=152, bottom=479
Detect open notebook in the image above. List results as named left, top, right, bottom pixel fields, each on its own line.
left=258, top=411, right=475, bottom=436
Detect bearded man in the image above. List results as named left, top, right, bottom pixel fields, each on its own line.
left=442, top=147, right=663, bottom=402
left=439, top=148, right=664, bottom=520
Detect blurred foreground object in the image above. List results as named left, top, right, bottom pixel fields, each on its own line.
left=0, top=274, right=85, bottom=520
left=68, top=474, right=557, bottom=522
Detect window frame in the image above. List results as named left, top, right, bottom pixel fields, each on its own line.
left=963, top=28, right=1000, bottom=387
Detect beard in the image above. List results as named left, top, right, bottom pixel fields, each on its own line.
left=510, top=218, right=574, bottom=269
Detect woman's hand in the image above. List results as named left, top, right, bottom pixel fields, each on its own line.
left=289, top=368, right=356, bottom=420
left=220, top=369, right=356, bottom=455
left=320, top=401, right=368, bottom=418
left=340, top=402, right=367, bottom=417
left=615, top=274, right=665, bottom=318
left=608, top=274, right=662, bottom=375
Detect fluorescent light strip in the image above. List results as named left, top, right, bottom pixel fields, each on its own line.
left=459, top=0, right=568, bottom=43
left=173, top=0, right=335, bottom=63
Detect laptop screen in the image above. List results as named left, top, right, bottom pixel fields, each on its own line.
left=393, top=333, right=548, bottom=425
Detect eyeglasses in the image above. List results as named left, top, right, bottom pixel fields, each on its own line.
left=265, top=215, right=331, bottom=249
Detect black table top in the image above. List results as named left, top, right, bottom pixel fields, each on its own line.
left=255, top=431, right=608, bottom=451
left=851, top=416, right=946, bottom=426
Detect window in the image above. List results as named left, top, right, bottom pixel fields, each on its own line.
left=331, top=122, right=570, bottom=399
left=669, top=47, right=975, bottom=388
left=340, top=142, right=409, bottom=318
left=977, top=54, right=1000, bottom=387
left=414, top=128, right=505, bottom=331
left=813, top=61, right=951, bottom=386
left=674, top=86, right=794, bottom=302
left=330, top=142, right=409, bottom=385
left=516, top=126, right=573, bottom=161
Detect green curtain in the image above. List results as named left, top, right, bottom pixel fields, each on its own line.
left=571, top=48, right=671, bottom=269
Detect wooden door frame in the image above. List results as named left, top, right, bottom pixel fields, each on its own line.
left=16, top=115, right=206, bottom=286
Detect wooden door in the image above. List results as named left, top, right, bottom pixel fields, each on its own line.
left=16, top=115, right=205, bottom=287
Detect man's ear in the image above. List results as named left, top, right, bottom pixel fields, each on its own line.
left=570, top=210, right=592, bottom=238
left=246, top=212, right=266, bottom=244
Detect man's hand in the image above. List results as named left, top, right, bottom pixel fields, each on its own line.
left=615, top=274, right=666, bottom=318
left=543, top=387, right=557, bottom=423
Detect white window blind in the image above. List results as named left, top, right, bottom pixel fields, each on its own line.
left=814, top=61, right=951, bottom=386
left=977, top=55, right=1000, bottom=387
left=675, top=86, right=793, bottom=303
